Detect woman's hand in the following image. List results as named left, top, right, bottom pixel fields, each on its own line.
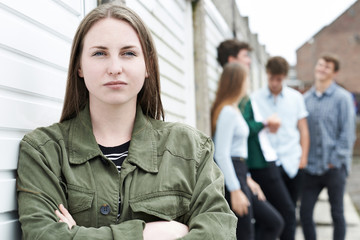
left=230, top=189, right=250, bottom=216
left=246, top=176, right=266, bottom=201
left=143, top=221, right=189, bottom=240
left=266, top=114, right=281, bottom=133
left=55, top=204, right=77, bottom=229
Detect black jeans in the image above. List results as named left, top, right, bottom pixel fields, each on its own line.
left=279, top=166, right=305, bottom=207
left=225, top=159, right=284, bottom=240
left=300, top=167, right=347, bottom=240
left=250, top=162, right=296, bottom=240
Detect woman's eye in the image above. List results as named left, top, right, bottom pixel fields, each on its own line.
left=92, top=52, right=105, bottom=56
left=123, top=51, right=136, bottom=57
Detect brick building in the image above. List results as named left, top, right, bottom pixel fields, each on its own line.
left=296, top=0, right=360, bottom=96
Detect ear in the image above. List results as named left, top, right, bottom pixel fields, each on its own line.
left=228, top=55, right=236, bottom=63
left=145, top=70, right=149, bottom=78
left=78, top=67, right=84, bottom=78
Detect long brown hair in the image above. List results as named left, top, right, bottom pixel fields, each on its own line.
left=211, top=62, right=247, bottom=135
left=60, top=2, right=164, bottom=122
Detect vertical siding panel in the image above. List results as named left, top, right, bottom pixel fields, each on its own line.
left=127, top=0, right=195, bottom=125
left=204, top=0, right=232, bottom=104
left=0, top=1, right=96, bottom=239
left=182, top=1, right=196, bottom=127
left=0, top=218, right=21, bottom=240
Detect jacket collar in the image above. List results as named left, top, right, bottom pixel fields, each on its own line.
left=68, top=104, right=158, bottom=173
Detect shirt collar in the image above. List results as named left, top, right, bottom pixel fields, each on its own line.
left=310, top=82, right=336, bottom=97
left=266, top=85, right=285, bottom=98
left=323, top=82, right=337, bottom=96
left=68, top=104, right=158, bottom=173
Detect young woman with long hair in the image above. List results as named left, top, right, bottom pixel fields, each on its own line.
left=211, top=62, right=283, bottom=240
left=16, top=3, right=236, bottom=239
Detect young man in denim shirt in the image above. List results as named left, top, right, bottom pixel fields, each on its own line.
left=300, top=54, right=356, bottom=240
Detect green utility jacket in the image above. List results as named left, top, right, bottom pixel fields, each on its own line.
left=17, top=105, right=237, bottom=240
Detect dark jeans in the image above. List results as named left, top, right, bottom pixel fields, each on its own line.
left=279, top=166, right=305, bottom=207
left=225, top=159, right=284, bottom=240
left=300, top=167, right=347, bottom=240
left=250, top=162, right=296, bottom=240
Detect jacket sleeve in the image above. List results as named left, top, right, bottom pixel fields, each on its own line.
left=180, top=138, right=237, bottom=240
left=17, top=138, right=145, bottom=240
left=242, top=99, right=264, bottom=137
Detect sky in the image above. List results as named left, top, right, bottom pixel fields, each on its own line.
left=235, top=0, right=358, bottom=65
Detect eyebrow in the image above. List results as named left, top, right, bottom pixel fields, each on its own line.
left=89, top=45, right=139, bottom=50
left=90, top=46, right=107, bottom=50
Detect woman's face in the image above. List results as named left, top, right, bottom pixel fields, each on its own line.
left=78, top=18, right=147, bottom=108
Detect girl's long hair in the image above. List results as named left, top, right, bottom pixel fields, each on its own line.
left=60, top=2, right=164, bottom=122
left=211, top=62, right=247, bottom=135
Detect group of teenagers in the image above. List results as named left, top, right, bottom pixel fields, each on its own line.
left=212, top=39, right=355, bottom=240
left=16, top=2, right=355, bottom=240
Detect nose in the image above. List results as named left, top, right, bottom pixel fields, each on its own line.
left=107, top=57, right=123, bottom=76
left=109, top=70, right=121, bottom=75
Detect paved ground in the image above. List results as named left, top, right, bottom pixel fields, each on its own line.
left=295, top=156, right=360, bottom=239
left=347, top=156, right=360, bottom=214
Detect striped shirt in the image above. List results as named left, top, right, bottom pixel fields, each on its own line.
left=304, top=83, right=356, bottom=175
left=99, top=141, right=130, bottom=172
left=99, top=140, right=130, bottom=219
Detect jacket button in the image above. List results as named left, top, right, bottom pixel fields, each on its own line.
left=100, top=204, right=111, bottom=215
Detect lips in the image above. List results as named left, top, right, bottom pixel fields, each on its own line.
left=104, top=81, right=127, bottom=86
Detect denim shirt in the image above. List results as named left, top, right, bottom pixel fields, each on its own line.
left=17, top=104, right=237, bottom=240
left=304, top=83, right=356, bottom=175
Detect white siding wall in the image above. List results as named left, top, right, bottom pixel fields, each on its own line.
left=126, top=0, right=196, bottom=126
left=204, top=0, right=232, bottom=104
left=0, top=0, right=96, bottom=239
left=250, top=52, right=261, bottom=92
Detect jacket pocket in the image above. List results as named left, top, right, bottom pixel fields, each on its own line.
left=129, top=191, right=191, bottom=221
left=67, top=184, right=95, bottom=227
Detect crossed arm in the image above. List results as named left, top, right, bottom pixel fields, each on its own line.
left=56, top=204, right=189, bottom=239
